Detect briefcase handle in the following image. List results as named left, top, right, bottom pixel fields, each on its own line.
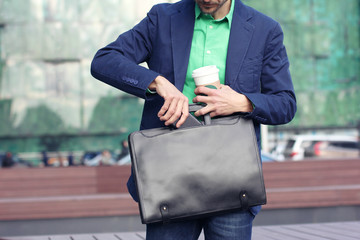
left=174, top=103, right=244, bottom=129
left=188, top=103, right=211, bottom=125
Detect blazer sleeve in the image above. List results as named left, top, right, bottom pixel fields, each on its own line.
left=90, top=6, right=161, bottom=99
left=244, top=23, right=297, bottom=125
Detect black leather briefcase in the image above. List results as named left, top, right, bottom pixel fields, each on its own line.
left=128, top=104, right=266, bottom=224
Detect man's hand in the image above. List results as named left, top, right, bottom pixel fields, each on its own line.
left=149, top=76, right=189, bottom=128
left=192, top=85, right=253, bottom=118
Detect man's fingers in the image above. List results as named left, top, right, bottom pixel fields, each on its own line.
left=192, top=95, right=208, bottom=104
left=164, top=97, right=190, bottom=126
left=159, top=97, right=179, bottom=121
left=194, top=105, right=213, bottom=117
left=163, top=100, right=182, bottom=125
left=152, top=75, right=189, bottom=127
left=209, top=112, right=217, bottom=118
left=158, top=97, right=189, bottom=127
left=158, top=99, right=171, bottom=118
left=194, top=86, right=216, bottom=96
left=175, top=104, right=189, bottom=128
left=193, top=86, right=218, bottom=104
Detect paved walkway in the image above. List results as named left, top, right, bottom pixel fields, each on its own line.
left=3, top=221, right=359, bottom=240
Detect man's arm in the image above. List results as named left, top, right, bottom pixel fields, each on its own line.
left=90, top=7, right=159, bottom=99
left=91, top=5, right=189, bottom=128
left=245, top=23, right=297, bottom=125
left=193, top=23, right=296, bottom=125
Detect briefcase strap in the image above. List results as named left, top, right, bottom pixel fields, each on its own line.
left=160, top=204, right=171, bottom=223
left=240, top=191, right=249, bottom=210
left=189, top=103, right=211, bottom=125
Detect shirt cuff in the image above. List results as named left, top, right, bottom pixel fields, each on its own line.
left=146, top=88, right=157, bottom=94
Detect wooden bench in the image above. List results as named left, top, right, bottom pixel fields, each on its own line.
left=0, top=166, right=138, bottom=220
left=0, top=159, right=359, bottom=221
left=262, top=158, right=360, bottom=209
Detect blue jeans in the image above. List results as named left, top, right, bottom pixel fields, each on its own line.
left=146, top=209, right=255, bottom=240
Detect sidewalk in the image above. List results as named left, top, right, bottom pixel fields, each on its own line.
left=3, top=221, right=359, bottom=240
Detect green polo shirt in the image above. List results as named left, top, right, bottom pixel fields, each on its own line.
left=182, top=0, right=234, bottom=103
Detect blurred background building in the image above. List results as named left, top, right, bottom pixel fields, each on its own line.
left=0, top=0, right=359, bottom=165
left=0, top=0, right=359, bottom=238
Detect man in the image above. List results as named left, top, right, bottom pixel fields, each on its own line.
left=91, top=0, right=296, bottom=239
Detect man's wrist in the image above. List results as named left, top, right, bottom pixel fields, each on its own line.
left=234, top=93, right=254, bottom=113
left=148, top=75, right=165, bottom=91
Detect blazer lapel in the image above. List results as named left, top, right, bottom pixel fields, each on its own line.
left=171, top=1, right=195, bottom=91
left=225, top=0, right=255, bottom=87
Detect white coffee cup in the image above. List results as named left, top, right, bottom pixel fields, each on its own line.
left=192, top=65, right=221, bottom=89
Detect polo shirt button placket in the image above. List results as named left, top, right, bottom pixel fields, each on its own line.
left=206, top=23, right=213, bottom=56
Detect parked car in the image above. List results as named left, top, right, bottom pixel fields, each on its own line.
left=305, top=140, right=359, bottom=159
left=261, top=152, right=277, bottom=162
left=283, top=135, right=359, bottom=161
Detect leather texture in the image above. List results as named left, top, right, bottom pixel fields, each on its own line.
left=128, top=104, right=266, bottom=224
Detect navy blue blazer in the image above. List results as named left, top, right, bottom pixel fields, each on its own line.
left=91, top=0, right=297, bottom=214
